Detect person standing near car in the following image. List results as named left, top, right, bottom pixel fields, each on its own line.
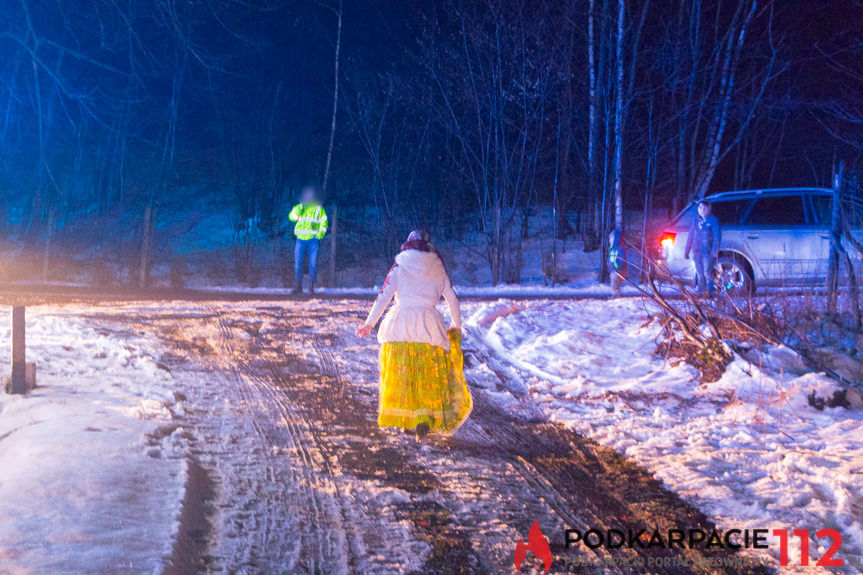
left=685, top=200, right=721, bottom=296
left=289, top=185, right=328, bottom=294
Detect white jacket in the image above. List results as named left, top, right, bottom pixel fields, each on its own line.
left=364, top=249, right=461, bottom=351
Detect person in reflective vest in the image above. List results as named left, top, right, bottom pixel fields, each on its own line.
left=289, top=185, right=328, bottom=294
left=608, top=228, right=626, bottom=293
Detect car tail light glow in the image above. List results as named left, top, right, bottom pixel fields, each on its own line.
left=660, top=232, right=676, bottom=249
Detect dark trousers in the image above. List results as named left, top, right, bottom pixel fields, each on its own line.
left=694, top=251, right=715, bottom=295
left=294, top=238, right=319, bottom=283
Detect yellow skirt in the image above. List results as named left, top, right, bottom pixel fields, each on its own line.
left=378, top=330, right=473, bottom=433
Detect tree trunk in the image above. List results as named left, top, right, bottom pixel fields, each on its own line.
left=585, top=0, right=597, bottom=243
left=587, top=0, right=598, bottom=243
left=139, top=205, right=153, bottom=289
left=322, top=0, right=342, bottom=197
left=492, top=199, right=502, bottom=285
left=693, top=0, right=757, bottom=199
left=841, top=247, right=861, bottom=330
left=610, top=0, right=625, bottom=295
left=41, top=208, right=55, bottom=282
left=827, top=162, right=844, bottom=314
left=552, top=117, right=562, bottom=287
left=329, top=203, right=338, bottom=287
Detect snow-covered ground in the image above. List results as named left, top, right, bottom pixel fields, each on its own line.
left=2, top=295, right=860, bottom=573
left=0, top=307, right=188, bottom=575
left=467, top=297, right=863, bottom=573
left=181, top=281, right=644, bottom=299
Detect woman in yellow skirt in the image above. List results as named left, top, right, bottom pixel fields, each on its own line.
left=357, top=231, right=472, bottom=436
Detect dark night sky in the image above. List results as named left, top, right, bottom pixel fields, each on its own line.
left=1, top=0, right=862, bottom=242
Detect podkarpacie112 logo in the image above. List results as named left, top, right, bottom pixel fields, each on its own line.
left=514, top=520, right=552, bottom=573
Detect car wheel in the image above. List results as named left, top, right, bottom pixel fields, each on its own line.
left=714, top=255, right=754, bottom=295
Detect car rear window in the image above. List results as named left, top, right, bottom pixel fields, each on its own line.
left=710, top=199, right=752, bottom=225
left=745, top=195, right=806, bottom=226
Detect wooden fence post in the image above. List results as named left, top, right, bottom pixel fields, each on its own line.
left=10, top=306, right=26, bottom=394
left=139, top=204, right=152, bottom=289
left=329, top=203, right=338, bottom=287
left=827, top=162, right=844, bottom=314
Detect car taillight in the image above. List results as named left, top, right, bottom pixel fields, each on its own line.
left=660, top=232, right=676, bottom=249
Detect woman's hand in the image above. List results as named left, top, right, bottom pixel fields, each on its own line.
left=357, top=324, right=373, bottom=338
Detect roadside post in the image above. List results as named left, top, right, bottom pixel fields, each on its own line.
left=8, top=306, right=35, bottom=394
left=10, top=306, right=26, bottom=394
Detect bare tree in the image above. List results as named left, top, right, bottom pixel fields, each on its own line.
left=609, top=0, right=626, bottom=295
left=321, top=0, right=343, bottom=285
left=586, top=0, right=599, bottom=244
left=424, top=1, right=554, bottom=284
left=321, top=0, right=342, bottom=197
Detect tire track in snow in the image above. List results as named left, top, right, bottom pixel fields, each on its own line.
left=451, top=324, right=772, bottom=574
left=205, top=305, right=354, bottom=574
left=86, top=301, right=773, bottom=574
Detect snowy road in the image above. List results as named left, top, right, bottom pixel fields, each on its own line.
left=67, top=299, right=767, bottom=574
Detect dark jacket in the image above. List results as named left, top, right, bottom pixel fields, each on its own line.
left=685, top=214, right=721, bottom=257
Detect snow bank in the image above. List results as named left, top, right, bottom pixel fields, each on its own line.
left=0, top=307, right=187, bottom=574
left=174, top=281, right=644, bottom=300
left=468, top=298, right=863, bottom=573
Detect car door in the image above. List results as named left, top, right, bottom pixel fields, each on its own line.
left=740, top=194, right=808, bottom=284
left=709, top=198, right=752, bottom=260
left=807, top=194, right=863, bottom=282
left=805, top=194, right=833, bottom=281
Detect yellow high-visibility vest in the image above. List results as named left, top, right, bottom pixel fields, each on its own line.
left=288, top=203, right=328, bottom=240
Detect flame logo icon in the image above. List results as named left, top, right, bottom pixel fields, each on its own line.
left=514, top=520, right=552, bottom=573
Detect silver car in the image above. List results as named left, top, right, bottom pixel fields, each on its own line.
left=656, top=187, right=862, bottom=293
